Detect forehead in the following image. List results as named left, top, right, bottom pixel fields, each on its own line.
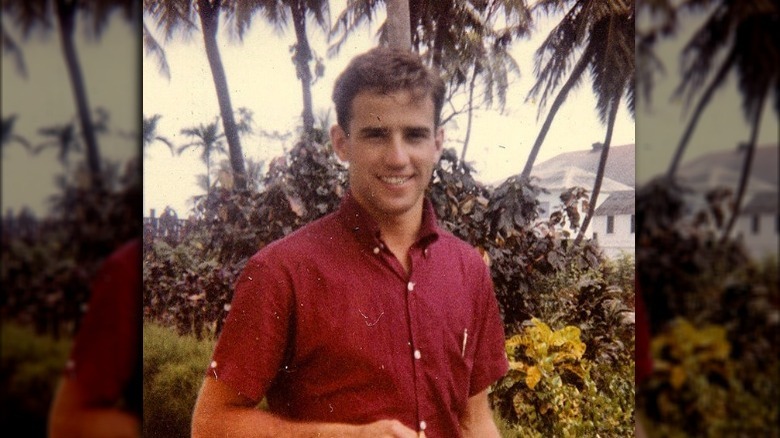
left=349, top=89, right=436, bottom=128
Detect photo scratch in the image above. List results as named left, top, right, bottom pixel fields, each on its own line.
left=358, top=309, right=384, bottom=327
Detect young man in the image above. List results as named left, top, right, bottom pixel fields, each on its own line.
left=192, top=47, right=508, bottom=438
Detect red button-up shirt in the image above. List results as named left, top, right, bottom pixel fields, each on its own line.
left=210, top=193, right=508, bottom=437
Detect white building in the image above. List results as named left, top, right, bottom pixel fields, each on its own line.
left=734, top=191, right=778, bottom=260
left=529, top=143, right=636, bottom=258
left=678, top=144, right=778, bottom=260
left=591, top=190, right=635, bottom=259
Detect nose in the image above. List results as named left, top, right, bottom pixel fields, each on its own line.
left=384, top=134, right=410, bottom=167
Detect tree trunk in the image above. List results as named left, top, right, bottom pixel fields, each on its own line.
left=459, top=66, right=479, bottom=169
left=55, top=0, right=102, bottom=190
left=197, top=0, right=247, bottom=191
left=666, top=48, right=736, bottom=180
left=720, top=94, right=766, bottom=243
left=385, top=0, right=411, bottom=49
left=574, top=95, right=621, bottom=246
left=290, top=0, right=315, bottom=137
left=520, top=46, right=592, bottom=179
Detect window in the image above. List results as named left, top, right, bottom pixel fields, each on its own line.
left=592, top=232, right=598, bottom=241
left=751, top=215, right=760, bottom=234
left=630, top=214, right=635, bottom=234
left=607, top=215, right=615, bottom=234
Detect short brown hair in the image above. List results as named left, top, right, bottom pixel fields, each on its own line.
left=332, top=47, right=445, bottom=131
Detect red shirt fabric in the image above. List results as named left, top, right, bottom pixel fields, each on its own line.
left=210, top=193, right=509, bottom=437
left=65, top=239, right=142, bottom=414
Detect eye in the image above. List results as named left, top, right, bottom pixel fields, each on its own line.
left=405, top=130, right=430, bottom=143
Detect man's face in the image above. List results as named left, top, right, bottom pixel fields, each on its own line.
left=331, top=89, right=444, bottom=223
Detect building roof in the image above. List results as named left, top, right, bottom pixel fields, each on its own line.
left=533, top=143, right=635, bottom=187
left=594, top=190, right=635, bottom=216
left=532, top=166, right=633, bottom=192
left=741, top=191, right=778, bottom=215
left=678, top=166, right=776, bottom=193
left=678, top=144, right=778, bottom=187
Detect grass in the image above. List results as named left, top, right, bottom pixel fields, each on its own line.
left=143, top=322, right=216, bottom=438
left=0, top=322, right=72, bottom=436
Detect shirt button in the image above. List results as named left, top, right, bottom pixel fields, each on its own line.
left=407, top=282, right=415, bottom=292
left=414, top=349, right=422, bottom=360
left=419, top=420, right=427, bottom=431
left=373, top=247, right=380, bottom=255
left=424, top=248, right=429, bottom=257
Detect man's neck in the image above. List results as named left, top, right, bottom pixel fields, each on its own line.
left=374, top=204, right=424, bottom=274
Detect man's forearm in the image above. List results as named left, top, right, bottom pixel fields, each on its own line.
left=192, top=377, right=418, bottom=438
left=192, top=406, right=361, bottom=438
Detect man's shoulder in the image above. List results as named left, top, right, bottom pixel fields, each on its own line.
left=249, top=210, right=343, bottom=263
left=432, top=227, right=487, bottom=268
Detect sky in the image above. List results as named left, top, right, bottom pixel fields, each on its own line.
left=3, top=2, right=775, bottom=218
left=634, top=7, right=778, bottom=184
left=1, top=13, right=139, bottom=217
left=141, top=3, right=636, bottom=217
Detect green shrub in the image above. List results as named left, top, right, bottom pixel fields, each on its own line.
left=143, top=322, right=216, bottom=438
left=0, top=323, right=71, bottom=436
left=491, top=319, right=634, bottom=437
left=640, top=318, right=779, bottom=436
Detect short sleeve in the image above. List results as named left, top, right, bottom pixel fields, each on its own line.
left=208, top=253, right=295, bottom=402
left=468, top=263, right=509, bottom=396
left=67, top=240, right=142, bottom=407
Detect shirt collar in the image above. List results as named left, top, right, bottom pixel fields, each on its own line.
left=338, top=191, right=440, bottom=249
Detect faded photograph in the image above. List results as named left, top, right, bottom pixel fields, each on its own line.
left=2, top=0, right=141, bottom=437
left=635, top=0, right=778, bottom=436
left=142, top=1, right=636, bottom=437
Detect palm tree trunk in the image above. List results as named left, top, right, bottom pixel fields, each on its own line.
left=720, top=94, right=766, bottom=243
left=290, top=0, right=315, bottom=137
left=197, top=0, right=247, bottom=191
left=55, top=0, right=102, bottom=190
left=666, top=48, right=736, bottom=180
left=574, top=95, right=621, bottom=246
left=459, top=66, right=479, bottom=169
left=520, top=46, right=592, bottom=179
left=386, top=0, right=411, bottom=49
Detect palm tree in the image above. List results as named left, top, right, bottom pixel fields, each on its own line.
left=143, top=20, right=171, bottom=79
left=385, top=0, right=411, bottom=49
left=648, top=0, right=778, bottom=242
left=517, top=0, right=634, bottom=245
left=178, top=118, right=227, bottom=196
left=1, top=115, right=32, bottom=152
left=2, top=0, right=137, bottom=190
left=223, top=0, right=330, bottom=138
left=145, top=0, right=248, bottom=190
left=143, top=114, right=174, bottom=156
left=330, top=0, right=531, bottom=162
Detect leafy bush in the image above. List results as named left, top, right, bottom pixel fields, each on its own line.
left=0, top=323, right=71, bottom=436
left=639, top=318, right=778, bottom=436
left=636, top=179, right=779, bottom=435
left=491, top=319, right=633, bottom=437
left=143, top=323, right=216, bottom=438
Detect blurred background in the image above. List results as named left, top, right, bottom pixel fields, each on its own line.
left=2, top=0, right=777, bottom=436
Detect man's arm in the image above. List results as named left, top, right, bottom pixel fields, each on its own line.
left=459, top=388, right=501, bottom=438
left=48, top=378, right=140, bottom=438
left=192, top=376, right=419, bottom=438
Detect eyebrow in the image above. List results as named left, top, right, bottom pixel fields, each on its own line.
left=355, top=126, right=433, bottom=137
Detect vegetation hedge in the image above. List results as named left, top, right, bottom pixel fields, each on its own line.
left=0, top=323, right=71, bottom=436
left=142, top=322, right=216, bottom=438
left=142, top=139, right=637, bottom=434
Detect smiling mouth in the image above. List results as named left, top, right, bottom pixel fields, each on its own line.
left=379, top=175, right=412, bottom=185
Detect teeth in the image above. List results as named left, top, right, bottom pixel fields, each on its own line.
left=380, top=176, right=411, bottom=185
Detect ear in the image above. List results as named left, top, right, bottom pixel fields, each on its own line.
left=330, top=124, right=350, bottom=162
left=433, top=126, right=445, bottom=160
